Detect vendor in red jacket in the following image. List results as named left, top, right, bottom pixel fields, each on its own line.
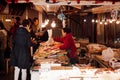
left=53, top=28, right=78, bottom=64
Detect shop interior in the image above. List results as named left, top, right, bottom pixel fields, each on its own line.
left=0, top=0, right=120, bottom=80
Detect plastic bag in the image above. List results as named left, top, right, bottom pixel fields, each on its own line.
left=102, top=47, right=114, bottom=61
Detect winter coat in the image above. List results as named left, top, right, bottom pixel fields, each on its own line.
left=10, top=27, right=32, bottom=69
left=10, top=24, right=19, bottom=36
left=54, top=33, right=77, bottom=58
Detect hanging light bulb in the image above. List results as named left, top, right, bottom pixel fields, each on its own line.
left=109, top=19, right=113, bottom=23
left=41, top=23, right=45, bottom=28
left=51, top=21, right=56, bottom=28
left=45, top=19, right=49, bottom=25
left=95, top=20, right=98, bottom=23
left=84, top=19, right=86, bottom=22
left=5, top=19, right=11, bottom=22
left=100, top=22, right=103, bottom=25
left=116, top=21, right=120, bottom=24
left=92, top=19, right=95, bottom=23
left=104, top=22, right=108, bottom=25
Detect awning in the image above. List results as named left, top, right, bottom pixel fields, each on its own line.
left=5, top=0, right=120, bottom=5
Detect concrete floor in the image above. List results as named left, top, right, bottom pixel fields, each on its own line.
left=0, top=67, right=31, bottom=80
left=0, top=69, right=14, bottom=80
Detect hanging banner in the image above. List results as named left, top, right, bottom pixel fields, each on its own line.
left=6, top=0, right=12, bottom=3
left=25, top=0, right=29, bottom=2
left=95, top=0, right=119, bottom=4
left=6, top=0, right=29, bottom=3
left=95, top=0, right=103, bottom=4
left=6, top=0, right=18, bottom=3
left=77, top=0, right=80, bottom=4
left=14, top=0, right=18, bottom=3
left=52, top=0, right=56, bottom=3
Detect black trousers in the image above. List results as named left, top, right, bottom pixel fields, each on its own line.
left=66, top=53, right=79, bottom=64
left=70, top=57, right=79, bottom=64
left=0, top=49, right=5, bottom=71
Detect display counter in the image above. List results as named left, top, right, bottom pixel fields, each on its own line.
left=94, top=55, right=113, bottom=69
left=31, top=51, right=120, bottom=80
left=31, top=66, right=120, bottom=80
left=31, top=42, right=120, bottom=80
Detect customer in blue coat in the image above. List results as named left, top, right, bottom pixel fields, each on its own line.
left=10, top=19, right=32, bottom=80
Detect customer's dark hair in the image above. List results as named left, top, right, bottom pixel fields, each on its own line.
left=16, top=17, right=20, bottom=22
left=33, top=17, right=38, bottom=22
left=22, top=19, right=30, bottom=27
left=0, top=20, right=6, bottom=29
left=62, top=27, right=71, bottom=34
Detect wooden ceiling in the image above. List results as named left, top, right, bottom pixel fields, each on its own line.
left=2, top=0, right=120, bottom=15
left=33, top=4, right=120, bottom=14
left=29, top=0, right=120, bottom=14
